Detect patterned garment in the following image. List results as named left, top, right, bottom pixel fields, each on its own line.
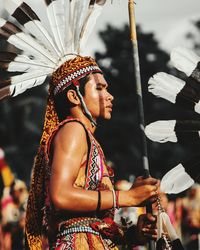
left=44, top=118, right=119, bottom=250
left=54, top=233, right=118, bottom=250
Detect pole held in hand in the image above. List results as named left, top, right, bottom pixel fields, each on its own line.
left=128, top=1, right=155, bottom=249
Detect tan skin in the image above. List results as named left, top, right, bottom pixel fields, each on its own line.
left=50, top=73, right=158, bottom=241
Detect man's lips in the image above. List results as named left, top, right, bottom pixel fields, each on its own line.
left=106, top=105, right=113, bottom=111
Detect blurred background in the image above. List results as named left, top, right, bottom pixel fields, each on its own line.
left=0, top=0, right=200, bottom=249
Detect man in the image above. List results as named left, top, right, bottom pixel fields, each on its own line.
left=0, top=0, right=158, bottom=249
left=25, top=56, right=159, bottom=249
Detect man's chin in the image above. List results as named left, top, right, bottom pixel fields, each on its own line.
left=104, top=114, right=112, bottom=120
left=97, top=114, right=112, bottom=122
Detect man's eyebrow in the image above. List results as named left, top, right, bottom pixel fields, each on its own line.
left=96, top=82, right=108, bottom=88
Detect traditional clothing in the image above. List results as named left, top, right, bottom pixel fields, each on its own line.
left=43, top=117, right=119, bottom=249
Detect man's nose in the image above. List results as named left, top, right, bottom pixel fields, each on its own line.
left=107, top=91, right=114, bottom=101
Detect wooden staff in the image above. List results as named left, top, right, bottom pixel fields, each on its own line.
left=128, top=1, right=155, bottom=249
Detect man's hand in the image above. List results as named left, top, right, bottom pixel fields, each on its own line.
left=128, top=177, right=160, bottom=207
left=125, top=213, right=157, bottom=246
left=136, top=213, right=157, bottom=244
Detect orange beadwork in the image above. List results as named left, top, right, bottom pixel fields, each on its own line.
left=52, top=56, right=102, bottom=95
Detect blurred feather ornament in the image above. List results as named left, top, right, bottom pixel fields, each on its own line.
left=155, top=163, right=192, bottom=249
left=145, top=120, right=200, bottom=143
left=148, top=47, right=200, bottom=114
left=146, top=46, right=200, bottom=185
left=170, top=47, right=200, bottom=76
left=160, top=164, right=194, bottom=194
left=147, top=46, right=199, bottom=250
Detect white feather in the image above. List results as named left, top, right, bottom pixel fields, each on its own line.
left=16, top=33, right=56, bottom=63
left=4, top=0, right=60, bottom=58
left=0, top=17, right=6, bottom=27
left=8, top=70, right=51, bottom=97
left=8, top=54, right=54, bottom=72
left=45, top=0, right=66, bottom=55
left=10, top=70, right=51, bottom=84
left=145, top=120, right=177, bottom=143
left=148, top=72, right=185, bottom=103
left=195, top=101, right=200, bottom=113
left=22, top=21, right=60, bottom=58
left=171, top=47, right=200, bottom=76
left=160, top=164, right=194, bottom=194
left=62, top=0, right=71, bottom=53
left=7, top=32, right=56, bottom=67
left=80, top=4, right=103, bottom=53
left=10, top=75, right=48, bottom=97
left=3, top=0, right=17, bottom=14
left=159, top=212, right=178, bottom=241
left=0, top=17, right=57, bottom=66
left=71, top=0, right=90, bottom=53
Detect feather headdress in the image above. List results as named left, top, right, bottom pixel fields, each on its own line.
left=0, top=0, right=106, bottom=100
left=0, top=1, right=108, bottom=249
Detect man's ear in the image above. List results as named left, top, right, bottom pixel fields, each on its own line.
left=66, top=89, right=80, bottom=105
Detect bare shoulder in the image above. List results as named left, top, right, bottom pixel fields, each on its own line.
left=53, top=121, right=88, bottom=152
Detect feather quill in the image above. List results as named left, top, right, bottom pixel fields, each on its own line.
left=0, top=52, right=54, bottom=72
left=0, top=18, right=57, bottom=66
left=70, top=0, right=90, bottom=53
left=80, top=0, right=106, bottom=53
left=10, top=75, right=48, bottom=97
left=0, top=70, right=51, bottom=100
left=4, top=0, right=60, bottom=58
left=44, top=0, right=67, bottom=56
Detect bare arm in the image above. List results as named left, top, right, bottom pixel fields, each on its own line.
left=50, top=122, right=114, bottom=212
left=49, top=122, right=159, bottom=212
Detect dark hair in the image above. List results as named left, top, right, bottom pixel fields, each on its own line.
left=54, top=74, right=90, bottom=121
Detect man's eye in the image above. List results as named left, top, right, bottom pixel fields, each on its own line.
left=96, top=86, right=103, bottom=90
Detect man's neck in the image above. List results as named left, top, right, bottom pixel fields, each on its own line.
left=68, top=111, right=97, bottom=134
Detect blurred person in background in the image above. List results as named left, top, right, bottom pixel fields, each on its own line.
left=0, top=148, right=15, bottom=250
left=1, top=179, right=28, bottom=250
left=0, top=148, right=14, bottom=200
left=181, top=184, right=200, bottom=250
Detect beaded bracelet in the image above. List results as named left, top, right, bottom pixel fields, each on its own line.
left=112, top=189, right=116, bottom=209
left=115, top=190, right=120, bottom=209
left=96, top=190, right=101, bottom=212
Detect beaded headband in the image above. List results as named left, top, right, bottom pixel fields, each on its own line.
left=52, top=55, right=102, bottom=96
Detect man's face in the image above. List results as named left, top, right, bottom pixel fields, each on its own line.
left=83, top=73, right=114, bottom=120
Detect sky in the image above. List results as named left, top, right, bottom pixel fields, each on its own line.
left=0, top=0, right=200, bottom=54
left=89, top=0, right=200, bottom=55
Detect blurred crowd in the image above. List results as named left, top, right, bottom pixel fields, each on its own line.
left=0, top=149, right=200, bottom=250
left=0, top=149, right=28, bottom=250
left=115, top=179, right=200, bottom=250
